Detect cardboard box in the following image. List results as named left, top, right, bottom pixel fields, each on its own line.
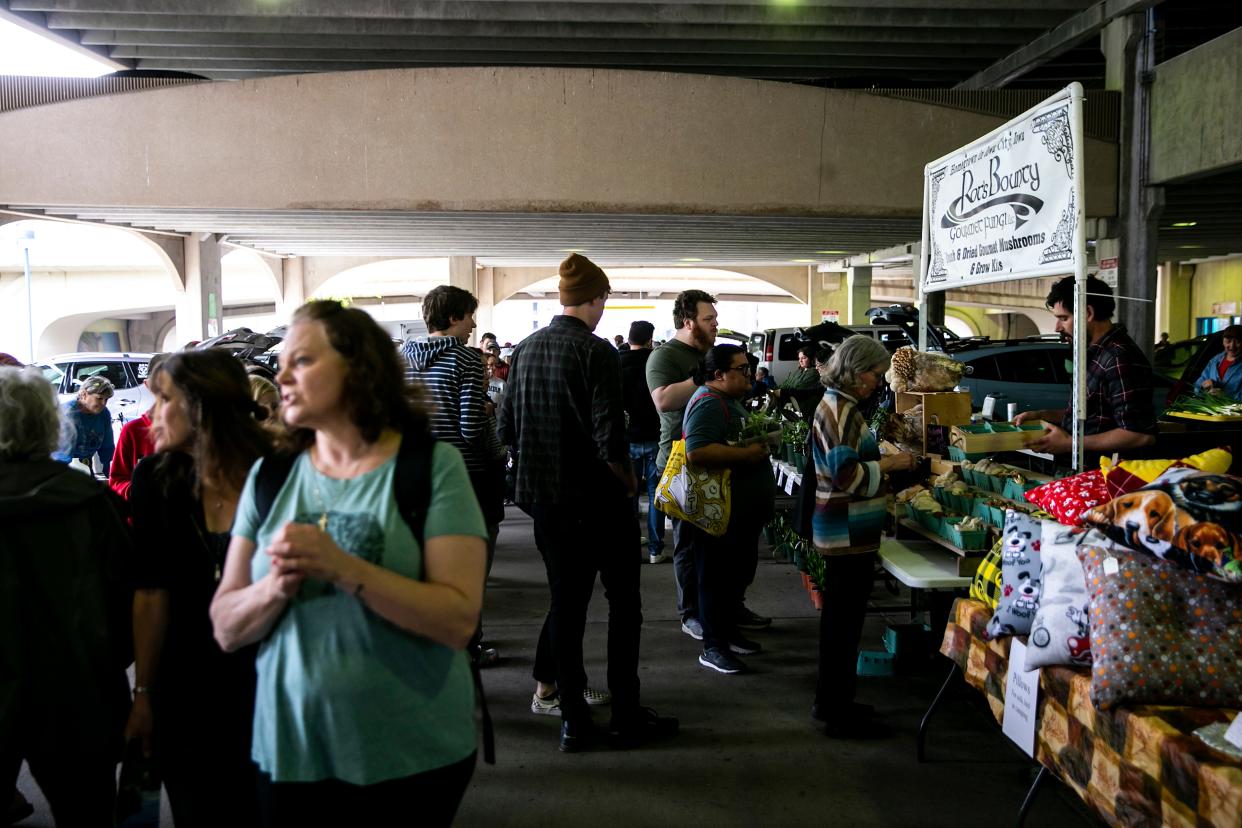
left=950, top=422, right=1045, bottom=456
left=896, top=391, right=972, bottom=455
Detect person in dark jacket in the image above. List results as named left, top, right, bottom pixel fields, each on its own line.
left=0, top=366, right=134, bottom=826
left=620, top=320, right=668, bottom=563
left=125, top=350, right=272, bottom=827
left=501, top=254, right=678, bottom=753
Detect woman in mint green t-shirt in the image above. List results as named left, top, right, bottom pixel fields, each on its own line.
left=210, top=301, right=488, bottom=827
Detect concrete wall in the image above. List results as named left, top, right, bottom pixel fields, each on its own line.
left=1189, top=257, right=1242, bottom=325
left=0, top=67, right=1118, bottom=218
left=1151, top=27, right=1242, bottom=184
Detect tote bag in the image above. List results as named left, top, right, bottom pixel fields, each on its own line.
left=653, top=392, right=732, bottom=537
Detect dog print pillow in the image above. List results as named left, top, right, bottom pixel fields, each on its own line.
left=1080, top=467, right=1242, bottom=583
left=985, top=510, right=1044, bottom=640
left=1026, top=523, right=1093, bottom=670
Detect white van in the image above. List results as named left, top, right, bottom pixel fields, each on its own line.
left=752, top=323, right=959, bottom=383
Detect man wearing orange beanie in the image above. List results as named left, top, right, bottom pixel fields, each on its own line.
left=500, top=254, right=679, bottom=753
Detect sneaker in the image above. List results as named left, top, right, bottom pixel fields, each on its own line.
left=473, top=646, right=500, bottom=667
left=728, top=635, right=763, bottom=655
left=649, top=552, right=671, bottom=564
left=559, top=719, right=600, bottom=753
left=583, top=686, right=612, bottom=706
left=737, top=606, right=772, bottom=630
left=680, top=617, right=704, bottom=640
left=531, top=691, right=561, bottom=715
left=698, top=647, right=746, bottom=674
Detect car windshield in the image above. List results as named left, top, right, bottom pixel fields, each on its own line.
left=40, top=363, right=64, bottom=385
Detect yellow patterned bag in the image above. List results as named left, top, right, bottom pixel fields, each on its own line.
left=653, top=438, right=732, bottom=537
left=969, top=535, right=1003, bottom=609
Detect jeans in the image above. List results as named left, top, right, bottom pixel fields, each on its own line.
left=815, top=551, right=877, bottom=715
left=529, top=497, right=643, bottom=725
left=672, top=518, right=698, bottom=622
left=687, top=516, right=762, bottom=652
left=630, top=441, right=665, bottom=555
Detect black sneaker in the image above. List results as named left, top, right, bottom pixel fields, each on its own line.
left=699, top=647, right=746, bottom=674
left=737, top=606, right=772, bottom=630
left=680, top=617, right=704, bottom=640
left=728, top=635, right=763, bottom=655
left=608, top=707, right=679, bottom=748
left=559, top=719, right=599, bottom=753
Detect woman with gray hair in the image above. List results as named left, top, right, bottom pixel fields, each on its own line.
left=0, top=366, right=134, bottom=825
left=809, top=336, right=916, bottom=739
left=52, top=374, right=117, bottom=476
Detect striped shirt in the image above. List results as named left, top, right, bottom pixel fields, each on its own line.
left=402, top=335, right=488, bottom=473
left=811, top=387, right=886, bottom=556
left=498, top=315, right=627, bottom=505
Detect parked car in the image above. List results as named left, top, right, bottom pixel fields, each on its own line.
left=1153, top=334, right=1208, bottom=381
left=1160, top=330, right=1225, bottom=405
left=946, top=338, right=1175, bottom=418
left=753, top=312, right=957, bottom=383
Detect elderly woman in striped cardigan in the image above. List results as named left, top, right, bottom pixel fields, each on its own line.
left=810, top=336, right=917, bottom=739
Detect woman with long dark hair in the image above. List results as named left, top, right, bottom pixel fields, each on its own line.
left=211, top=301, right=487, bottom=827
left=125, top=349, right=273, bottom=826
left=682, top=344, right=775, bottom=675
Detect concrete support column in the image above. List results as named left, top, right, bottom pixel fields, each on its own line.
left=809, top=270, right=847, bottom=326
left=845, top=266, right=872, bottom=325
left=279, top=256, right=305, bottom=320
left=476, top=266, right=496, bottom=340
left=448, top=256, right=479, bottom=344
left=1104, top=13, right=1163, bottom=358
left=175, top=234, right=223, bottom=345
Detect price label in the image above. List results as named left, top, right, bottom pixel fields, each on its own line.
left=784, top=475, right=796, bottom=495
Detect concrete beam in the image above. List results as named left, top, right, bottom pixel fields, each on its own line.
left=50, top=14, right=1049, bottom=44
left=86, top=30, right=1015, bottom=58
left=0, top=67, right=1121, bottom=220
left=14, top=1, right=1076, bottom=29
left=955, top=0, right=1159, bottom=90
left=1151, top=27, right=1242, bottom=184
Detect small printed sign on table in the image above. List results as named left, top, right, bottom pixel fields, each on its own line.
left=1003, top=640, right=1038, bottom=757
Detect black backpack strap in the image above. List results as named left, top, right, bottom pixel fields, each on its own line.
left=253, top=451, right=300, bottom=529
left=392, top=428, right=495, bottom=766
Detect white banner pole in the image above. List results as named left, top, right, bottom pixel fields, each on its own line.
left=918, top=174, right=930, bottom=352
left=1069, top=81, right=1087, bottom=471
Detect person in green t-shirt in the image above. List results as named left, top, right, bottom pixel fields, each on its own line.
left=645, top=290, right=717, bottom=635
left=211, top=301, right=488, bottom=826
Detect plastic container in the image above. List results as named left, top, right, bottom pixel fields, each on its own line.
left=856, top=649, right=896, bottom=678
left=1002, top=477, right=1041, bottom=502
left=943, top=517, right=988, bottom=551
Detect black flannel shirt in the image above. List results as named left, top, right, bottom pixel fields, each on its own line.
left=499, top=315, right=628, bottom=505
left=1059, top=324, right=1158, bottom=437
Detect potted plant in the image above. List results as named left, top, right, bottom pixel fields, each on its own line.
left=804, top=546, right=827, bottom=610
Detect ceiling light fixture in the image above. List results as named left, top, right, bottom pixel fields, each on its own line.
left=1169, top=222, right=1197, bottom=228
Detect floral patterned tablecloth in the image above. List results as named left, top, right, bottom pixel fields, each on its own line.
left=940, top=597, right=1242, bottom=827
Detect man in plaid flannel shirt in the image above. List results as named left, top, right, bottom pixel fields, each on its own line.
left=1016, top=275, right=1157, bottom=456
left=500, top=253, right=678, bottom=753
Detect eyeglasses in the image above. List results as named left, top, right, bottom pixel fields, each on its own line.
left=727, top=365, right=753, bottom=377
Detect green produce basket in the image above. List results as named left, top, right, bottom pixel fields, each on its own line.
left=942, top=517, right=988, bottom=551
left=856, top=649, right=896, bottom=678
left=1002, top=477, right=1041, bottom=502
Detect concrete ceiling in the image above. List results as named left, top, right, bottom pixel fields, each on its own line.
left=9, top=205, right=920, bottom=266
left=3, top=0, right=1109, bottom=86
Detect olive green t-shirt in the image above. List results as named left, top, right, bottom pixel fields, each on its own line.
left=645, top=338, right=705, bottom=469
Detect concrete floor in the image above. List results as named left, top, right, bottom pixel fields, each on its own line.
left=16, top=505, right=1097, bottom=827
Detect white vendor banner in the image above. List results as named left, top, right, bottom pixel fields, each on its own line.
left=922, top=85, right=1083, bottom=293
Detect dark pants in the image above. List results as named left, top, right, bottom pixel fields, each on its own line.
left=671, top=518, right=698, bottom=621
left=2, top=751, right=115, bottom=828
left=529, top=498, right=643, bottom=725
left=815, top=551, right=877, bottom=713
left=687, top=517, right=762, bottom=652
left=257, top=752, right=476, bottom=828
